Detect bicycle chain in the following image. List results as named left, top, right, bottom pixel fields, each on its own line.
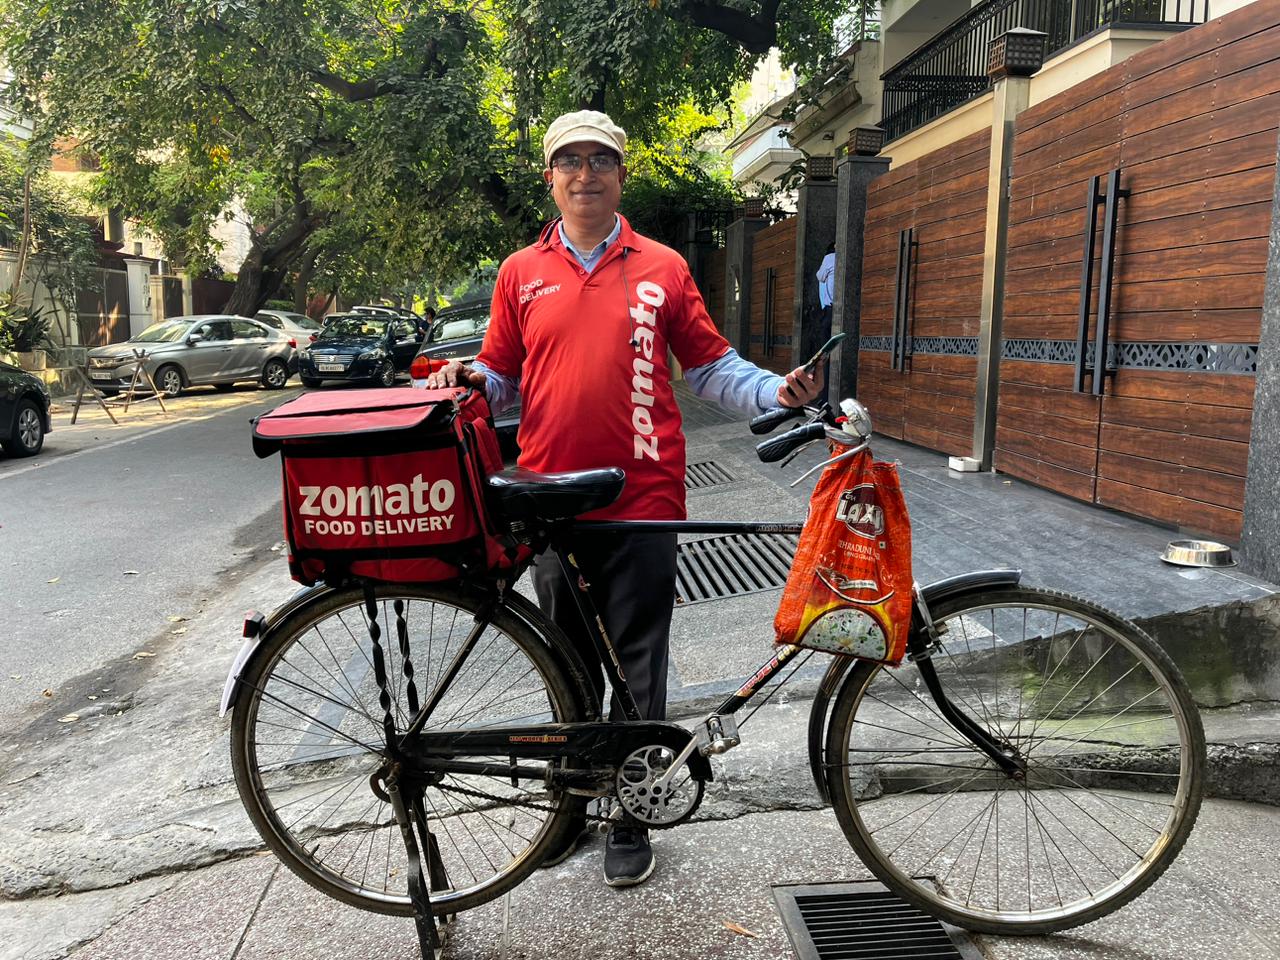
left=431, top=778, right=618, bottom=824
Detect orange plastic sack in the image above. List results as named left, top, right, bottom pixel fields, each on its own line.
left=774, top=449, right=913, bottom=664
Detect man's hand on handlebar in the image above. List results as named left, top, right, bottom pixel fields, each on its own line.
left=425, top=360, right=488, bottom=393
left=776, top=361, right=825, bottom=408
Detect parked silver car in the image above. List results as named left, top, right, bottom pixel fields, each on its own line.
left=86, top=315, right=296, bottom=397
left=255, top=309, right=323, bottom=343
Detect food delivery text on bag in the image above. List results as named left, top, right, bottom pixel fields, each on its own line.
left=252, top=387, right=519, bottom=586
left=774, top=449, right=913, bottom=665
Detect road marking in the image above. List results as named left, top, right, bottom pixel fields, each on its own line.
left=0, top=393, right=294, bottom=482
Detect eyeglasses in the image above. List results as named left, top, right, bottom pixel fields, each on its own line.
left=550, top=153, right=620, bottom=174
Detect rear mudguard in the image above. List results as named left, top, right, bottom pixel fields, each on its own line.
left=219, top=581, right=601, bottom=722
left=805, top=569, right=1021, bottom=803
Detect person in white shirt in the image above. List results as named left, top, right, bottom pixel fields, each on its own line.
left=816, top=243, right=837, bottom=327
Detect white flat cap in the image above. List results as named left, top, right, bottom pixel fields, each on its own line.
left=542, top=110, right=627, bottom=166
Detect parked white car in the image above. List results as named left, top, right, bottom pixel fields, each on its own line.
left=255, top=309, right=323, bottom=343
left=86, top=315, right=297, bottom=397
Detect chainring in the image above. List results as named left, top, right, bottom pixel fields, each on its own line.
left=614, top=744, right=704, bottom=828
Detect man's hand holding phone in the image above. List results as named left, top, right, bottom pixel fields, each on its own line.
left=776, top=332, right=844, bottom=408
left=777, top=363, right=825, bottom=408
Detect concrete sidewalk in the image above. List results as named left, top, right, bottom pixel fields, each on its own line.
left=3, top=386, right=1279, bottom=960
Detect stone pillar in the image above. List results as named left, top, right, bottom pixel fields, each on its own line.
left=147, top=275, right=167, bottom=325
left=1240, top=129, right=1280, bottom=580
left=791, top=178, right=839, bottom=374
left=723, top=216, right=767, bottom=357
left=831, top=155, right=892, bottom=403
left=180, top=272, right=195, bottom=316
left=972, top=29, right=1044, bottom=468
left=123, top=258, right=154, bottom=338
left=970, top=74, right=1032, bottom=467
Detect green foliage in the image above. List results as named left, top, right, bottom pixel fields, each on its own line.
left=0, top=146, right=99, bottom=344
left=0, top=298, right=55, bottom=352
left=619, top=103, right=739, bottom=249
left=0, top=0, right=534, bottom=307
left=0, top=0, right=860, bottom=306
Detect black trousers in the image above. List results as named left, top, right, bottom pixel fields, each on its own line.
left=531, top=531, right=678, bottom=722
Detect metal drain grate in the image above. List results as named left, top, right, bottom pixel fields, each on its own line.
left=674, top=532, right=796, bottom=605
left=685, top=460, right=739, bottom=490
left=773, top=882, right=982, bottom=960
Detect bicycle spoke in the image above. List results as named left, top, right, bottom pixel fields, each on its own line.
left=836, top=591, right=1203, bottom=931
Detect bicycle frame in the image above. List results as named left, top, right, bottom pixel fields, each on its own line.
left=388, top=516, right=1022, bottom=784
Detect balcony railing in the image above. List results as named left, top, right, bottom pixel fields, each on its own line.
left=880, top=0, right=1209, bottom=143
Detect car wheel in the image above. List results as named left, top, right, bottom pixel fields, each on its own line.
left=261, top=359, right=289, bottom=390
left=300, top=375, right=321, bottom=388
left=213, top=383, right=236, bottom=392
left=2, top=399, right=45, bottom=457
left=376, top=361, right=396, bottom=388
left=155, top=365, right=184, bottom=397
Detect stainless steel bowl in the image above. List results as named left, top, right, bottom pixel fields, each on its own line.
left=1160, top=539, right=1236, bottom=567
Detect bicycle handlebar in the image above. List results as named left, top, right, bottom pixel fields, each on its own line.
left=748, top=406, right=805, bottom=435
left=755, top=421, right=826, bottom=463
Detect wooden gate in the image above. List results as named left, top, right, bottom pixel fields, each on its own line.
left=857, top=128, right=991, bottom=454
left=747, top=217, right=796, bottom=375
left=996, top=3, right=1279, bottom=539
left=75, top=268, right=130, bottom=346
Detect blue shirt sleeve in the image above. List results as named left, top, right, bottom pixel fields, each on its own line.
left=472, top=360, right=519, bottom=416
left=684, top=348, right=786, bottom=417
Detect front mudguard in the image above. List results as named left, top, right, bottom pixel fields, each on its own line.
left=805, top=569, right=1021, bottom=803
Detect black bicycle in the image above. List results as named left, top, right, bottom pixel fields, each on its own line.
left=224, top=398, right=1205, bottom=956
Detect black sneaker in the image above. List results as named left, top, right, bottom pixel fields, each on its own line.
left=603, top=825, right=655, bottom=887
left=539, top=816, right=588, bottom=868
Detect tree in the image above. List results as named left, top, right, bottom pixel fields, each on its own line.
left=1, top=0, right=858, bottom=312
left=501, top=0, right=857, bottom=134
left=0, top=0, right=540, bottom=314
left=0, top=145, right=98, bottom=350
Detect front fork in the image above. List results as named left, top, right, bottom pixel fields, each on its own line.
left=907, top=583, right=1027, bottom=779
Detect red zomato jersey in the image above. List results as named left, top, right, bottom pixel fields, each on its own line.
left=477, top=215, right=730, bottom=520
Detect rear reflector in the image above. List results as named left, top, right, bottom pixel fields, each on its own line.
left=410, top=356, right=449, bottom=379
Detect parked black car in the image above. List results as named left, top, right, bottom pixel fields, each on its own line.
left=298, top=314, right=421, bottom=387
left=1, top=361, right=52, bottom=457
left=410, top=301, right=521, bottom=454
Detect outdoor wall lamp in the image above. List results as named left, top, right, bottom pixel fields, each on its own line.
left=987, top=27, right=1048, bottom=80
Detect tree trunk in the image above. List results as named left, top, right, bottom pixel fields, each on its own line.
left=9, top=174, right=33, bottom=302
left=293, top=247, right=319, bottom=313
left=222, top=210, right=324, bottom=316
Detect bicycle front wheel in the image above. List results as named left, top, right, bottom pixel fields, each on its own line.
left=825, top=586, right=1205, bottom=935
left=230, top=583, right=582, bottom=916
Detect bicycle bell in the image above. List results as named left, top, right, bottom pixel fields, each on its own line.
left=839, top=398, right=873, bottom=440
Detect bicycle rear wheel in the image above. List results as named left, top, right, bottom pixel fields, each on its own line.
left=825, top=586, right=1204, bottom=935
left=230, top=582, right=582, bottom=916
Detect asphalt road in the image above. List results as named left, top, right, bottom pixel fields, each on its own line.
left=0, top=388, right=299, bottom=725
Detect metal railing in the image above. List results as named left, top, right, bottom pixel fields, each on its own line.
left=834, top=4, right=882, bottom=54
left=881, top=0, right=1209, bottom=143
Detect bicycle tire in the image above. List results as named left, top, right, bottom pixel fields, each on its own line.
left=230, top=582, right=583, bottom=916
left=825, top=585, right=1205, bottom=935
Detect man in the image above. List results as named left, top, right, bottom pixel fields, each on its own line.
left=425, top=110, right=824, bottom=887
left=416, top=306, right=436, bottom=341
left=816, top=242, right=836, bottom=332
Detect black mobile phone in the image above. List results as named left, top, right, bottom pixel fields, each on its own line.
left=802, top=332, right=847, bottom=373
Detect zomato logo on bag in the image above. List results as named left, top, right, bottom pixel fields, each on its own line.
left=295, top=475, right=457, bottom=536
left=835, top=484, right=884, bottom=539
